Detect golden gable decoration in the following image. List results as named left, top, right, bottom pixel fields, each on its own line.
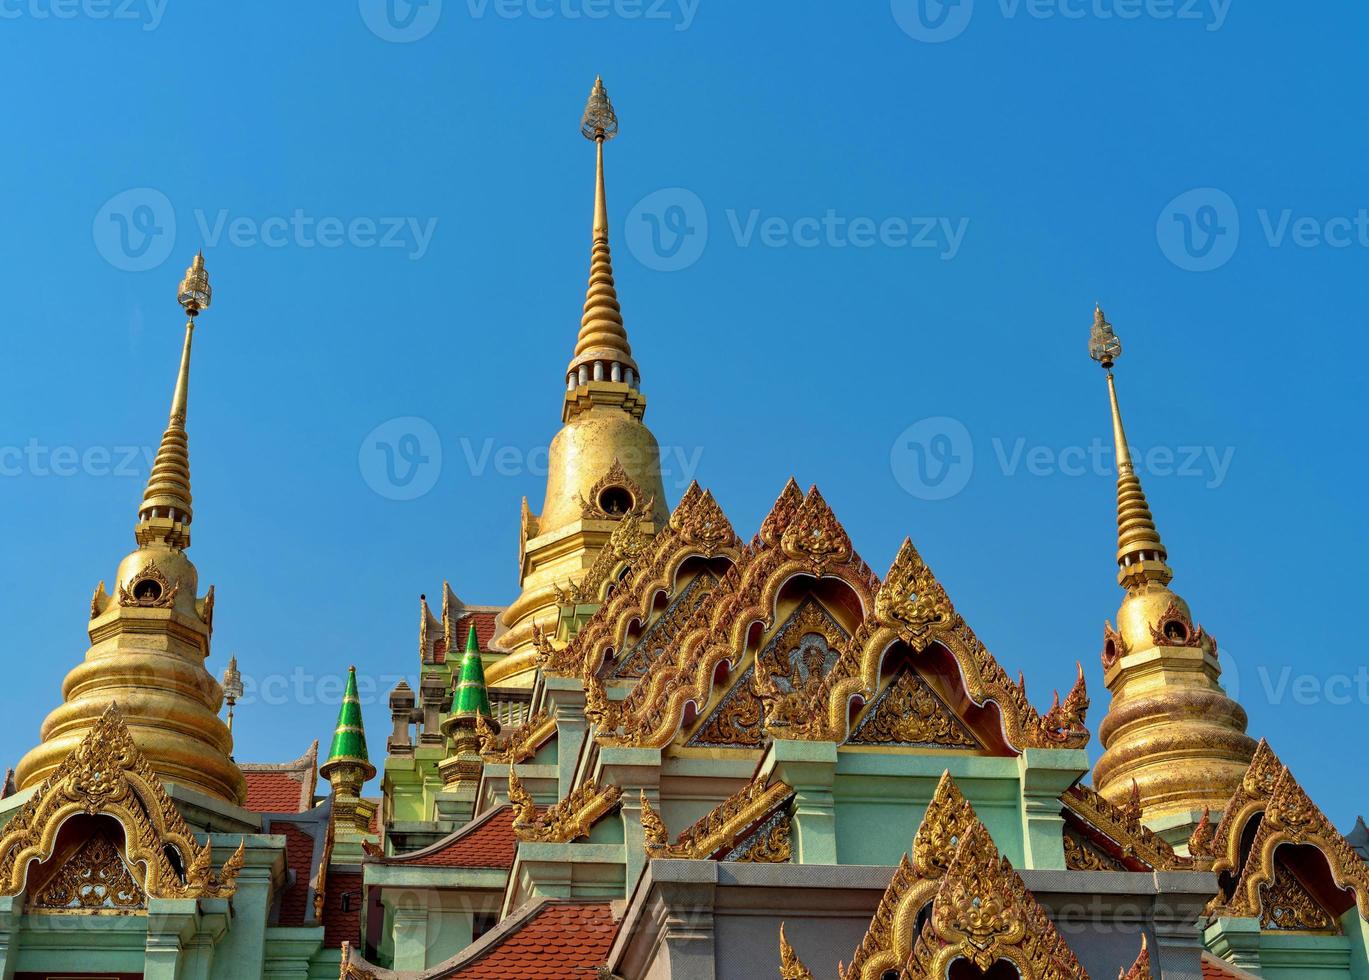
left=116, top=560, right=179, bottom=608
left=642, top=776, right=793, bottom=862
left=780, top=923, right=816, bottom=980
left=781, top=538, right=1090, bottom=752
left=1061, top=783, right=1193, bottom=873
left=785, top=773, right=1089, bottom=980
left=599, top=484, right=880, bottom=750
left=580, top=458, right=648, bottom=520
left=0, top=704, right=244, bottom=904
left=509, top=770, right=622, bottom=844
left=477, top=710, right=555, bottom=766
left=1206, top=758, right=1369, bottom=926
left=848, top=668, right=979, bottom=748
left=30, top=832, right=145, bottom=912
left=540, top=481, right=741, bottom=679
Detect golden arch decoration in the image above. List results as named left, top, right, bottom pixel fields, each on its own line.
left=0, top=704, right=243, bottom=903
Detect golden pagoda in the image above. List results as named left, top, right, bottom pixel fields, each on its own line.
left=1087, top=306, right=1256, bottom=843
left=495, top=77, right=669, bottom=682
left=14, top=253, right=246, bottom=805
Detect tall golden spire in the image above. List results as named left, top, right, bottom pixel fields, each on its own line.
left=136, top=252, right=211, bottom=550
left=1089, top=305, right=1172, bottom=591
left=15, top=251, right=245, bottom=805
left=1087, top=305, right=1253, bottom=848
left=566, top=76, right=639, bottom=392
left=497, top=78, right=669, bottom=681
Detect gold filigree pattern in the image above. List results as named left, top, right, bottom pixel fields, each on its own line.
left=849, top=669, right=978, bottom=748
left=728, top=810, right=791, bottom=863
left=580, top=459, right=648, bottom=520
left=512, top=774, right=622, bottom=844
left=875, top=539, right=955, bottom=644
left=0, top=705, right=243, bottom=902
left=779, top=923, right=816, bottom=980
left=779, top=487, right=853, bottom=570
left=1101, top=619, right=1127, bottom=670
left=906, top=821, right=1089, bottom=980
left=116, top=560, right=179, bottom=608
left=776, top=538, right=1090, bottom=751
left=1260, top=864, right=1337, bottom=932
left=1148, top=596, right=1206, bottom=648
left=479, top=710, right=554, bottom=766
left=1208, top=757, right=1369, bottom=925
left=646, top=777, right=793, bottom=861
left=30, top=833, right=145, bottom=912
left=640, top=790, right=668, bottom=851
left=1061, top=784, right=1191, bottom=872
left=611, top=571, right=717, bottom=679
left=539, top=481, right=741, bottom=679
left=1062, top=829, right=1127, bottom=872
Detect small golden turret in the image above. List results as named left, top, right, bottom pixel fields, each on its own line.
left=1087, top=306, right=1255, bottom=847
left=497, top=78, right=668, bottom=680
left=15, top=253, right=246, bottom=805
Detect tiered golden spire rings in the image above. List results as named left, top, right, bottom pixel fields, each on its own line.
left=178, top=250, right=212, bottom=316
left=1089, top=305, right=1172, bottom=590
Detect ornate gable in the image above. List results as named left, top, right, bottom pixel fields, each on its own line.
left=1206, top=754, right=1369, bottom=928
left=1061, top=783, right=1194, bottom=873
left=641, top=775, right=793, bottom=863
left=538, top=481, right=741, bottom=679
left=508, top=770, right=622, bottom=844
left=0, top=705, right=243, bottom=905
left=776, top=538, right=1090, bottom=753
left=597, top=483, right=879, bottom=751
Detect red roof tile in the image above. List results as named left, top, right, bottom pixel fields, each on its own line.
left=274, top=821, right=318, bottom=926
left=245, top=772, right=311, bottom=813
left=446, top=901, right=618, bottom=978
left=1201, top=953, right=1248, bottom=979
left=457, top=612, right=500, bottom=652
left=380, top=806, right=520, bottom=869
left=322, top=869, right=365, bottom=949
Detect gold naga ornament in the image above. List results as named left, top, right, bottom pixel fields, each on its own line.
left=507, top=769, right=622, bottom=844
left=640, top=777, right=794, bottom=863
left=0, top=705, right=244, bottom=910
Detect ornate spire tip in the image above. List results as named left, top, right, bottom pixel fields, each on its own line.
left=581, top=76, right=619, bottom=142
left=178, top=251, right=212, bottom=317
left=1088, top=303, right=1121, bottom=370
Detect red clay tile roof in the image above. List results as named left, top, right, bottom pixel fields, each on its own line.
left=274, top=821, right=319, bottom=926
left=432, top=612, right=500, bottom=665
left=379, top=806, right=519, bottom=869
left=322, top=869, right=365, bottom=949
left=240, top=742, right=318, bottom=813
left=443, top=901, right=618, bottom=978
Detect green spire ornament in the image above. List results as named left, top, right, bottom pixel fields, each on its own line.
left=450, top=626, right=493, bottom=723
left=321, top=665, right=376, bottom=784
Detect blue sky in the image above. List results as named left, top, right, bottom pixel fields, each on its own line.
left=1, top=2, right=1365, bottom=821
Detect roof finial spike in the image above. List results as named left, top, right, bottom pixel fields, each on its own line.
left=1090, top=305, right=1172, bottom=590
left=567, top=76, right=638, bottom=395
left=137, top=252, right=214, bottom=546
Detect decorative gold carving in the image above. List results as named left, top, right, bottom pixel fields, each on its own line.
left=1120, top=934, right=1152, bottom=980
left=1148, top=597, right=1205, bottom=648
left=1188, top=807, right=1215, bottom=862
left=571, top=493, right=655, bottom=603
left=580, top=459, right=647, bottom=520
left=640, top=790, right=668, bottom=851
left=1208, top=757, right=1369, bottom=925
left=730, top=811, right=791, bottom=863
left=669, top=484, right=734, bottom=550
left=117, top=560, right=179, bottom=608
left=906, top=821, right=1089, bottom=980
left=778, top=537, right=1090, bottom=751
left=646, top=777, right=793, bottom=861
left=612, top=570, right=716, bottom=679
left=584, top=673, right=621, bottom=734
left=1211, top=739, right=1286, bottom=876
left=689, top=669, right=765, bottom=748
left=0, top=705, right=243, bottom=902
left=90, top=581, right=110, bottom=620
left=30, top=833, right=145, bottom=912
left=1260, top=864, right=1337, bottom=932
left=779, top=487, right=853, bottom=570
left=512, top=775, right=622, bottom=844
left=911, top=772, right=977, bottom=879
left=849, top=669, right=978, bottom=748
left=1061, top=783, right=1191, bottom=872
left=875, top=539, right=955, bottom=644
left=759, top=478, right=805, bottom=547
left=1063, top=829, right=1127, bottom=872
left=1101, top=619, right=1127, bottom=670
left=479, top=710, right=554, bottom=766
left=779, top=923, right=815, bottom=980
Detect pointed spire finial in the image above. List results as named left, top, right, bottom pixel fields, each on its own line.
left=566, top=76, right=638, bottom=397
left=138, top=252, right=215, bottom=547
left=450, top=625, right=494, bottom=725
left=321, top=665, right=375, bottom=784
left=1089, top=306, right=1172, bottom=590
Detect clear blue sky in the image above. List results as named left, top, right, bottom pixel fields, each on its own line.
left=2, top=2, right=1365, bottom=822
